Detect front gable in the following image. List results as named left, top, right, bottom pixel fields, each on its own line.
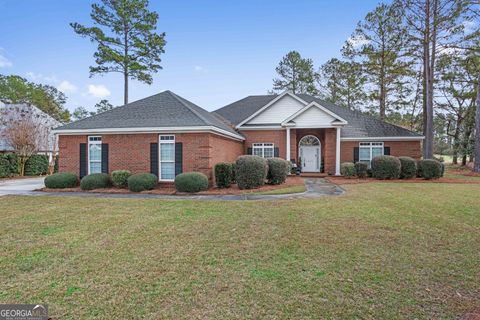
left=282, top=102, right=348, bottom=128
left=246, top=93, right=306, bottom=125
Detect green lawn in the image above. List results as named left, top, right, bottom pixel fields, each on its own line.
left=1, top=182, right=479, bottom=319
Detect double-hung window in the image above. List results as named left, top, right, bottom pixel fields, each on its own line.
left=359, top=142, right=384, bottom=167
left=252, top=143, right=274, bottom=158
left=159, top=135, right=175, bottom=181
left=88, top=136, right=102, bottom=174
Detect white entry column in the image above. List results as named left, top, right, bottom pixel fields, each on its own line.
left=335, top=127, right=341, bottom=175
left=286, top=127, right=291, bottom=161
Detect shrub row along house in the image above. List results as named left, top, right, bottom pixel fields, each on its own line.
left=53, top=90, right=423, bottom=182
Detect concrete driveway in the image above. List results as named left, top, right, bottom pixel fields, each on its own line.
left=0, top=177, right=45, bottom=196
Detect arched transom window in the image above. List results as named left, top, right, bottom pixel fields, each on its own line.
left=299, top=135, right=320, bottom=146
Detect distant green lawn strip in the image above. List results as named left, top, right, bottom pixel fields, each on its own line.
left=249, top=184, right=306, bottom=195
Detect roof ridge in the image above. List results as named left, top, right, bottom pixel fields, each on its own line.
left=165, top=90, right=210, bottom=126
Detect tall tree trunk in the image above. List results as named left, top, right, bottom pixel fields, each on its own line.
left=124, top=72, right=128, bottom=105
left=123, top=20, right=129, bottom=105
left=474, top=74, right=480, bottom=172
left=423, top=0, right=434, bottom=159
left=452, top=124, right=461, bottom=164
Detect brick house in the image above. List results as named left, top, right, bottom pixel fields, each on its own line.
left=54, top=90, right=423, bottom=181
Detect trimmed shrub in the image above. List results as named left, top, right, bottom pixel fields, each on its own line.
left=340, top=162, right=356, bottom=178
left=214, top=163, right=232, bottom=188
left=80, top=173, right=111, bottom=190
left=354, top=162, right=368, bottom=179
left=175, top=172, right=209, bottom=193
left=266, top=158, right=289, bottom=185
left=111, top=170, right=131, bottom=188
left=371, top=155, right=401, bottom=180
left=54, top=155, right=59, bottom=173
left=235, top=155, right=268, bottom=189
left=0, top=153, right=19, bottom=178
left=418, top=159, right=442, bottom=180
left=416, top=160, right=423, bottom=177
left=127, top=173, right=158, bottom=192
left=398, top=156, right=417, bottom=179
left=44, top=172, right=78, bottom=189
left=440, top=162, right=445, bottom=177
left=230, top=163, right=236, bottom=183
left=24, top=154, right=49, bottom=176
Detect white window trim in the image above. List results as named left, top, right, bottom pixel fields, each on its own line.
left=88, top=136, right=102, bottom=175
left=359, top=141, right=384, bottom=167
left=252, top=143, right=275, bottom=158
left=159, top=135, right=175, bottom=181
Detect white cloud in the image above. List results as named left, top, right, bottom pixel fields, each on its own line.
left=463, top=20, right=477, bottom=34
left=347, top=35, right=370, bottom=48
left=26, top=72, right=57, bottom=83
left=57, top=80, right=78, bottom=93
left=194, top=65, right=208, bottom=73
left=0, top=54, right=12, bottom=68
left=87, top=84, right=111, bottom=98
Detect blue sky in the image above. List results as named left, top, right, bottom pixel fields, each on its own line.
left=0, top=0, right=383, bottom=112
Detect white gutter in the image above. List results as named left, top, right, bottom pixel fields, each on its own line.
left=53, top=126, right=245, bottom=141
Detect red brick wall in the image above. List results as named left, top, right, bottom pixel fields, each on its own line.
left=239, top=130, right=287, bottom=157
left=58, top=132, right=243, bottom=182
left=323, top=128, right=337, bottom=174
left=340, top=140, right=422, bottom=163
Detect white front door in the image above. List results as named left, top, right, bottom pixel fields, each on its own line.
left=300, top=146, right=320, bottom=172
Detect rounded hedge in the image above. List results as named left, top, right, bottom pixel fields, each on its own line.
left=235, top=155, right=268, bottom=189
left=175, top=172, right=209, bottom=193
left=267, top=158, right=289, bottom=185
left=25, top=154, right=49, bottom=176
left=111, top=170, right=131, bottom=188
left=371, top=155, right=401, bottom=180
left=399, top=156, right=417, bottom=179
left=340, top=162, right=356, bottom=178
left=230, top=163, right=236, bottom=183
left=80, top=173, right=111, bottom=190
left=127, top=173, right=158, bottom=192
left=354, top=162, right=368, bottom=179
left=44, top=172, right=78, bottom=189
left=418, top=159, right=442, bottom=180
left=214, top=162, right=233, bottom=188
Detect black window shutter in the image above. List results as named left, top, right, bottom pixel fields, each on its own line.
left=79, top=143, right=87, bottom=178
left=274, top=147, right=279, bottom=158
left=175, top=142, right=183, bottom=176
left=150, top=143, right=159, bottom=177
left=101, top=143, right=109, bottom=174
left=384, top=147, right=391, bottom=155
left=353, top=147, right=359, bottom=163
left=247, top=147, right=252, bottom=155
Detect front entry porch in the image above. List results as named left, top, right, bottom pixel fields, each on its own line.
left=286, top=127, right=342, bottom=176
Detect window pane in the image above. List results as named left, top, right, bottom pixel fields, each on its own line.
left=161, top=163, right=175, bottom=180
left=160, top=143, right=174, bottom=161
left=359, top=147, right=370, bottom=160
left=372, top=147, right=383, bottom=159
left=253, top=148, right=263, bottom=157
left=89, top=144, right=101, bottom=161
left=90, top=162, right=101, bottom=174
left=264, top=148, right=274, bottom=158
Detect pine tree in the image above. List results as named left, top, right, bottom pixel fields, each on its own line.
left=272, top=51, right=318, bottom=95
left=71, top=0, right=166, bottom=104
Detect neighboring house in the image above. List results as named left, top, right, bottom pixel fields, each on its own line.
left=53, top=90, right=423, bottom=181
left=0, top=102, right=61, bottom=156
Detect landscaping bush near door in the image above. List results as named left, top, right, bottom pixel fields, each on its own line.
left=214, top=163, right=232, bottom=188
left=24, top=154, right=49, bottom=176
left=354, top=162, right=368, bottom=179
left=399, top=157, right=417, bottom=179
left=0, top=153, right=19, bottom=178
left=267, top=158, right=289, bottom=185
left=371, top=155, right=401, bottom=180
left=111, top=170, right=131, bottom=188
left=175, top=172, right=209, bottom=193
left=235, top=155, right=268, bottom=189
left=80, top=173, right=111, bottom=190
left=44, top=172, right=78, bottom=189
left=340, top=162, right=356, bottom=178
left=127, top=173, right=158, bottom=192
left=418, top=159, right=443, bottom=180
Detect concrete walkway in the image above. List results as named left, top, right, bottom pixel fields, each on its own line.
left=0, top=177, right=45, bottom=196
left=1, top=177, right=344, bottom=200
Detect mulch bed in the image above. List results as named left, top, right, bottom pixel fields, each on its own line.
left=40, top=176, right=305, bottom=195
left=327, top=176, right=480, bottom=185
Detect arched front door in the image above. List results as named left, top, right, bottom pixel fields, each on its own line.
left=299, top=135, right=321, bottom=172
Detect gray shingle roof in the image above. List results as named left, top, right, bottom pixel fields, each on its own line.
left=214, top=93, right=422, bottom=138
left=55, top=90, right=240, bottom=137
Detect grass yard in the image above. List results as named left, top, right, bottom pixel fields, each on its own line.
left=1, top=182, right=479, bottom=319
